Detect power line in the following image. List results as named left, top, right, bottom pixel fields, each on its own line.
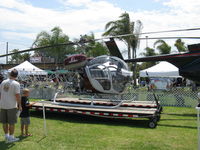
left=0, top=42, right=75, bottom=58
left=96, top=27, right=200, bottom=40
left=139, top=36, right=200, bottom=40
left=140, top=27, right=200, bottom=35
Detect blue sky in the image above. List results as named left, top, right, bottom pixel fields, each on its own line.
left=106, top=0, right=167, bottom=11
left=0, top=0, right=200, bottom=63
left=26, top=0, right=166, bottom=11
left=26, top=0, right=64, bottom=10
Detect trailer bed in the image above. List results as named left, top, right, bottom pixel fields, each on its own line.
left=30, top=97, right=162, bottom=128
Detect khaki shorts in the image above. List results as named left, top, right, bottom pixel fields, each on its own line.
left=20, top=117, right=30, bottom=125
left=0, top=108, right=17, bottom=125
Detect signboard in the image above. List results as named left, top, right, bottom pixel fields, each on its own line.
left=149, top=78, right=172, bottom=91
left=30, top=57, right=42, bottom=63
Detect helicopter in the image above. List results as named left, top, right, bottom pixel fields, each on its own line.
left=1, top=27, right=200, bottom=94
left=64, top=52, right=132, bottom=94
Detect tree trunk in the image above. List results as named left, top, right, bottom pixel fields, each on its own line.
left=132, top=49, right=137, bottom=87
left=128, top=44, right=131, bottom=59
left=133, top=62, right=137, bottom=86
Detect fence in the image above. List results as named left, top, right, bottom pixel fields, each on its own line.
left=29, top=87, right=199, bottom=108
left=29, top=88, right=56, bottom=100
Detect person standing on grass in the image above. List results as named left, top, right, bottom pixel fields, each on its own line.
left=0, top=69, right=22, bottom=143
left=20, top=88, right=35, bottom=137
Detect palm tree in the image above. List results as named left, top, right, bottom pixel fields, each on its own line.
left=141, top=47, right=156, bottom=57
left=140, top=47, right=157, bottom=69
left=174, top=39, right=187, bottom=52
left=154, top=40, right=171, bottom=54
left=9, top=49, right=31, bottom=64
left=131, top=20, right=143, bottom=59
left=21, top=53, right=31, bottom=62
left=102, top=12, right=142, bottom=59
left=75, top=33, right=109, bottom=57
left=103, top=12, right=142, bottom=86
left=9, top=49, right=22, bottom=64
left=32, top=26, right=75, bottom=64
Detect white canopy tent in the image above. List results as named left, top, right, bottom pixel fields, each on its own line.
left=140, top=61, right=181, bottom=77
left=8, top=61, right=47, bottom=75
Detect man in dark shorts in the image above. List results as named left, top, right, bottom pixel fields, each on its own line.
left=0, top=69, right=22, bottom=143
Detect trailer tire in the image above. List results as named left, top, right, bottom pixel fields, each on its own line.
left=149, top=121, right=157, bottom=128
left=151, top=117, right=158, bottom=122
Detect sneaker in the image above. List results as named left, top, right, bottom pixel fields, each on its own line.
left=7, top=136, right=19, bottom=143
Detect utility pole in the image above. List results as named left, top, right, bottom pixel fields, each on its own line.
left=145, top=36, right=148, bottom=48
left=6, top=42, right=8, bottom=64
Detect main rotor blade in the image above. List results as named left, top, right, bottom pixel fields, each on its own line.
left=0, top=42, right=75, bottom=58
left=139, top=36, right=200, bottom=40
left=97, top=27, right=200, bottom=40
left=140, top=27, right=200, bottom=35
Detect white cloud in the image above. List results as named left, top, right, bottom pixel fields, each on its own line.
left=1, top=31, right=36, bottom=41
left=0, top=0, right=124, bottom=63
left=164, top=0, right=200, bottom=13
left=0, top=0, right=122, bottom=37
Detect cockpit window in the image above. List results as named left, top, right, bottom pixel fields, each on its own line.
left=89, top=65, right=109, bottom=79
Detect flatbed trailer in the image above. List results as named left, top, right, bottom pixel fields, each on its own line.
left=30, top=97, right=162, bottom=128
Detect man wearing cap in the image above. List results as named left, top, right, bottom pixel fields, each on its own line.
left=0, top=69, right=22, bottom=143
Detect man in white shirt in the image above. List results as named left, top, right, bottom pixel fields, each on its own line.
left=0, top=69, right=22, bottom=143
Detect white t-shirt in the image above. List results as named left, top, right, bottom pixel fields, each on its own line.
left=0, top=79, right=20, bottom=109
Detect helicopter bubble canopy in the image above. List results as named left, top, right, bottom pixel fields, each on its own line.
left=85, top=55, right=133, bottom=94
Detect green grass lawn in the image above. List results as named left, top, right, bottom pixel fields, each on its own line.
left=0, top=107, right=197, bottom=150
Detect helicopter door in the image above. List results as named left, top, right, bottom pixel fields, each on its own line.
left=85, top=65, right=111, bottom=92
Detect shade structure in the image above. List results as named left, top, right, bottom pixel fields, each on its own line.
left=9, top=61, right=47, bottom=75
left=140, top=61, right=181, bottom=77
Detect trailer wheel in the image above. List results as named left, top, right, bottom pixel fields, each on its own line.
left=151, top=117, right=158, bottom=122
left=149, top=121, right=157, bottom=128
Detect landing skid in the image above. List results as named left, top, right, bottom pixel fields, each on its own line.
left=52, top=92, right=135, bottom=109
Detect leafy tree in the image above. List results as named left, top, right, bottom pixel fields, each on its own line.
left=154, top=40, right=171, bottom=54
left=139, top=47, right=157, bottom=70
left=86, top=42, right=109, bottom=57
left=174, top=39, right=187, bottom=52
left=21, top=53, right=31, bottom=61
left=9, top=49, right=21, bottom=64
left=102, top=12, right=142, bottom=59
left=131, top=20, right=143, bottom=59
left=141, top=47, right=156, bottom=57
left=32, top=26, right=75, bottom=63
left=9, top=49, right=30, bottom=64
left=102, top=12, right=142, bottom=86
left=76, top=33, right=109, bottom=57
